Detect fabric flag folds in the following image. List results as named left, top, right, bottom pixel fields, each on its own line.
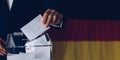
left=48, top=19, right=120, bottom=60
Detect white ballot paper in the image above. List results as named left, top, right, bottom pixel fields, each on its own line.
left=20, top=14, right=50, bottom=40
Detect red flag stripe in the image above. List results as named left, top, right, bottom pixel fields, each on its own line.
left=48, top=19, right=120, bottom=41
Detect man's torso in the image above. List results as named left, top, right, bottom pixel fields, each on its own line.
left=0, top=0, right=52, bottom=36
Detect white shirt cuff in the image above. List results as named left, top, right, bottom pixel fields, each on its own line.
left=51, top=22, right=63, bottom=28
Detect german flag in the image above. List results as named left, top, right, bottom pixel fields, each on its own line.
left=49, top=19, right=120, bottom=60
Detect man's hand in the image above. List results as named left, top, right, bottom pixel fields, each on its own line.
left=0, top=45, right=6, bottom=56
left=0, top=38, right=6, bottom=56
left=42, top=9, right=63, bottom=27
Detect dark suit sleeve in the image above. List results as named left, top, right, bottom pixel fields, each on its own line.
left=36, top=0, right=63, bottom=15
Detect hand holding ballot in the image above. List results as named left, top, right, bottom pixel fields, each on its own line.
left=21, top=12, right=62, bottom=40
left=43, top=9, right=63, bottom=27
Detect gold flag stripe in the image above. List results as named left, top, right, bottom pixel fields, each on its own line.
left=53, top=41, right=120, bottom=60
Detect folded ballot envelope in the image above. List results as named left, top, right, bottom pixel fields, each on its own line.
left=20, top=14, right=50, bottom=41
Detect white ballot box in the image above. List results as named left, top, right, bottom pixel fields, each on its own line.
left=6, top=33, right=53, bottom=60
left=7, top=45, right=52, bottom=60
left=7, top=14, right=52, bottom=60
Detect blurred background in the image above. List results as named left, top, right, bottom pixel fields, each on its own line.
left=58, top=0, right=120, bottom=19
left=49, top=0, right=120, bottom=60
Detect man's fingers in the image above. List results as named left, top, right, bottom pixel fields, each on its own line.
left=0, top=37, right=6, bottom=56
left=0, top=45, right=6, bottom=55
left=43, top=9, right=63, bottom=27
left=55, top=13, right=63, bottom=24
left=0, top=52, right=4, bottom=56
left=52, top=12, right=58, bottom=25
left=45, top=10, right=56, bottom=27
left=0, top=50, right=5, bottom=56
left=43, top=9, right=51, bottom=24
left=0, top=48, right=6, bottom=54
left=0, top=48, right=6, bottom=56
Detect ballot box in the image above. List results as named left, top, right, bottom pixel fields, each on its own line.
left=6, top=32, right=53, bottom=60
left=7, top=45, right=53, bottom=60
left=6, top=14, right=52, bottom=60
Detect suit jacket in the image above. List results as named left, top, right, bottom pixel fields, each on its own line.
left=0, top=0, right=61, bottom=59
left=0, top=0, right=59, bottom=39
